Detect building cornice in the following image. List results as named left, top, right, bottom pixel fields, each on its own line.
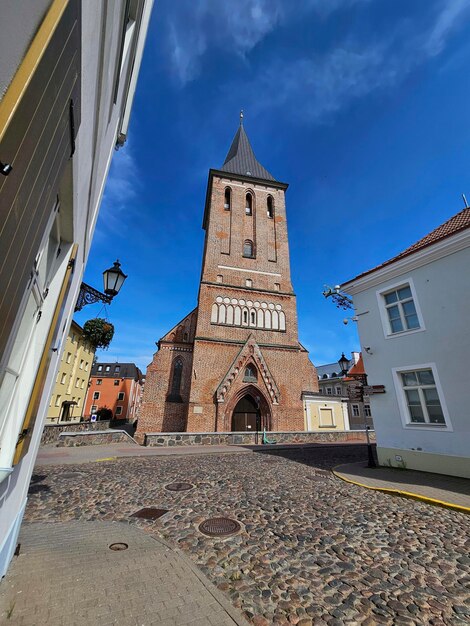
left=342, top=228, right=470, bottom=295
left=201, top=280, right=295, bottom=297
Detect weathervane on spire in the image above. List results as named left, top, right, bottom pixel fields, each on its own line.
left=240, top=109, right=244, bottom=125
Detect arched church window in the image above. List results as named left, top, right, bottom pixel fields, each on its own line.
left=245, top=193, right=253, bottom=215
left=243, top=309, right=248, bottom=325
left=267, top=196, right=274, bottom=218
left=243, top=240, right=254, bottom=258
left=183, top=332, right=189, bottom=342
left=250, top=310, right=256, bottom=325
left=224, top=188, right=231, bottom=210
left=244, top=365, right=258, bottom=382
left=167, top=358, right=183, bottom=402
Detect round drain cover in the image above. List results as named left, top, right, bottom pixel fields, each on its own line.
left=165, top=482, right=194, bottom=492
left=199, top=517, right=241, bottom=537
left=109, top=542, right=128, bottom=551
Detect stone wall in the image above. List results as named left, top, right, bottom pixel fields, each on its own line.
left=57, top=430, right=135, bottom=447
left=144, top=430, right=375, bottom=447
left=41, top=421, right=111, bottom=445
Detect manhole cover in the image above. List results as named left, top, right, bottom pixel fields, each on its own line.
left=199, top=517, right=241, bottom=537
left=61, top=472, right=86, bottom=479
left=130, top=508, right=169, bottom=520
left=109, top=543, right=128, bottom=551
left=165, top=482, right=194, bottom=492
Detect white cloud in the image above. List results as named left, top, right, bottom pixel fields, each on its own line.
left=425, top=0, right=470, bottom=56
left=162, top=0, right=369, bottom=85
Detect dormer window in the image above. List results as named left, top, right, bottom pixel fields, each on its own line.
left=224, top=188, right=231, bottom=210
left=243, top=240, right=254, bottom=258
left=245, top=193, right=252, bottom=216
left=267, top=196, right=274, bottom=218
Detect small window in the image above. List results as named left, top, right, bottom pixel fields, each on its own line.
left=61, top=373, right=67, bottom=384
left=117, top=392, right=125, bottom=401
left=246, top=279, right=253, bottom=288
left=331, top=372, right=337, bottom=378
left=97, top=365, right=103, bottom=372
left=352, top=404, right=360, bottom=417
left=244, top=365, right=257, bottom=382
left=55, top=395, right=61, bottom=407
left=243, top=310, right=248, bottom=324
left=113, top=380, right=119, bottom=386
left=322, top=374, right=328, bottom=379
left=364, top=404, right=371, bottom=417
left=400, top=369, right=445, bottom=424
left=243, top=240, right=254, bottom=258
left=250, top=311, right=256, bottom=325
left=105, top=366, right=110, bottom=372
left=79, top=360, right=84, bottom=369
left=114, top=365, right=120, bottom=373
left=66, top=352, right=72, bottom=364
left=383, top=284, right=420, bottom=334
left=183, top=332, right=189, bottom=342
left=85, top=362, right=89, bottom=371
left=81, top=380, right=85, bottom=389
left=267, top=196, right=274, bottom=218
left=216, top=274, right=223, bottom=283
left=245, top=193, right=253, bottom=215
left=326, top=387, right=332, bottom=395
left=75, top=378, right=80, bottom=388
left=93, top=392, right=100, bottom=400
left=97, top=379, right=102, bottom=385
left=274, top=283, right=280, bottom=291
left=91, top=405, right=97, bottom=413
left=336, top=387, right=342, bottom=395
left=224, top=188, right=231, bottom=210
left=115, top=406, right=123, bottom=415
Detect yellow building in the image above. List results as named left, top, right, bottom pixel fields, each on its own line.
left=302, top=393, right=350, bottom=431
left=46, top=322, right=95, bottom=423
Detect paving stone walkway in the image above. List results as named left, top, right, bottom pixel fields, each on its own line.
left=334, top=462, right=470, bottom=511
left=0, top=521, right=247, bottom=626
left=3, top=445, right=470, bottom=625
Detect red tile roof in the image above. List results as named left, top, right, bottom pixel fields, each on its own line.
left=347, top=354, right=366, bottom=376
left=343, top=207, right=470, bottom=286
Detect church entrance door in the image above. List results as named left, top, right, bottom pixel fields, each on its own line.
left=231, top=394, right=259, bottom=432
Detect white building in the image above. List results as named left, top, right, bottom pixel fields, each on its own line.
left=341, top=207, right=470, bottom=478
left=0, top=0, right=154, bottom=576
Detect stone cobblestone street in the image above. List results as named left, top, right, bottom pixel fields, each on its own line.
left=24, top=446, right=470, bottom=624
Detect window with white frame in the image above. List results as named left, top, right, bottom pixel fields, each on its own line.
left=352, top=404, right=360, bottom=417
left=326, top=387, right=332, bottom=395
left=336, top=387, right=341, bottom=395
left=115, top=406, right=123, bottom=415
left=96, top=379, right=102, bottom=385
left=364, top=404, right=371, bottom=417
left=117, top=392, right=125, bottom=401
left=399, top=369, right=445, bottom=424
left=383, top=284, right=420, bottom=334
left=93, top=391, right=100, bottom=400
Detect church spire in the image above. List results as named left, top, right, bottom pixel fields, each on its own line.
left=220, top=115, right=276, bottom=182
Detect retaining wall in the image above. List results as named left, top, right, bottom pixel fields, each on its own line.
left=57, top=430, right=136, bottom=447
left=41, top=421, right=111, bottom=445
left=144, top=430, right=375, bottom=447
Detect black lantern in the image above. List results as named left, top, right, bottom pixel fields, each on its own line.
left=338, top=353, right=349, bottom=375
left=103, top=260, right=127, bottom=297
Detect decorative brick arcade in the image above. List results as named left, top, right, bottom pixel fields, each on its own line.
left=138, top=119, right=318, bottom=435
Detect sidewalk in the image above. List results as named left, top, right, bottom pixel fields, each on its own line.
left=334, top=461, right=470, bottom=512
left=0, top=521, right=248, bottom=626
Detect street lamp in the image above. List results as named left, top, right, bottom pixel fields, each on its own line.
left=338, top=353, right=349, bottom=376
left=75, top=260, right=127, bottom=311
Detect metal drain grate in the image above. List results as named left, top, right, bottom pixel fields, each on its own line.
left=130, top=508, right=169, bottom=520
left=109, top=543, right=128, bottom=551
left=199, top=517, right=241, bottom=537
left=165, top=482, right=194, bottom=492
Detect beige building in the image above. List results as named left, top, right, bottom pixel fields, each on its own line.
left=303, top=393, right=350, bottom=431
left=46, top=321, right=94, bottom=423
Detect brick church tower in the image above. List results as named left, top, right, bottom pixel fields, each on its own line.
left=138, top=118, right=318, bottom=435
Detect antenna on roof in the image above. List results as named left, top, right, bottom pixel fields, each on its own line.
left=462, top=194, right=469, bottom=208
left=240, top=109, right=244, bottom=125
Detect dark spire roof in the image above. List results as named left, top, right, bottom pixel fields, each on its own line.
left=220, top=121, right=276, bottom=182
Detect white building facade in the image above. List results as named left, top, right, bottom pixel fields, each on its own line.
left=342, top=209, right=470, bottom=478
left=0, top=0, right=154, bottom=576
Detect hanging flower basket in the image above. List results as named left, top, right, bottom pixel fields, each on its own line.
left=82, top=318, right=114, bottom=350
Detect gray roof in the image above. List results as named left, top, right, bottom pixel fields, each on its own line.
left=91, top=362, right=142, bottom=380
left=220, top=124, right=276, bottom=182
left=316, top=360, right=352, bottom=380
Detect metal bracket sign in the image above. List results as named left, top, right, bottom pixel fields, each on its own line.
left=363, top=385, right=386, bottom=395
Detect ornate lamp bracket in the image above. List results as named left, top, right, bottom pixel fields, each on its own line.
left=322, top=285, right=353, bottom=310
left=75, top=282, right=112, bottom=312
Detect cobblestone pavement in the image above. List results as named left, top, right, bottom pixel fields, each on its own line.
left=21, top=446, right=470, bottom=625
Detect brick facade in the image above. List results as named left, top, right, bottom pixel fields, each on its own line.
left=138, top=125, right=318, bottom=434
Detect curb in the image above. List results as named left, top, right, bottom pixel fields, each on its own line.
left=332, top=466, right=470, bottom=514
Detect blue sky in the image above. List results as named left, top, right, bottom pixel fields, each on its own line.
left=75, top=0, right=470, bottom=372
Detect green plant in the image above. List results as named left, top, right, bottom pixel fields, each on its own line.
left=82, top=318, right=114, bottom=350
left=96, top=406, right=113, bottom=421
